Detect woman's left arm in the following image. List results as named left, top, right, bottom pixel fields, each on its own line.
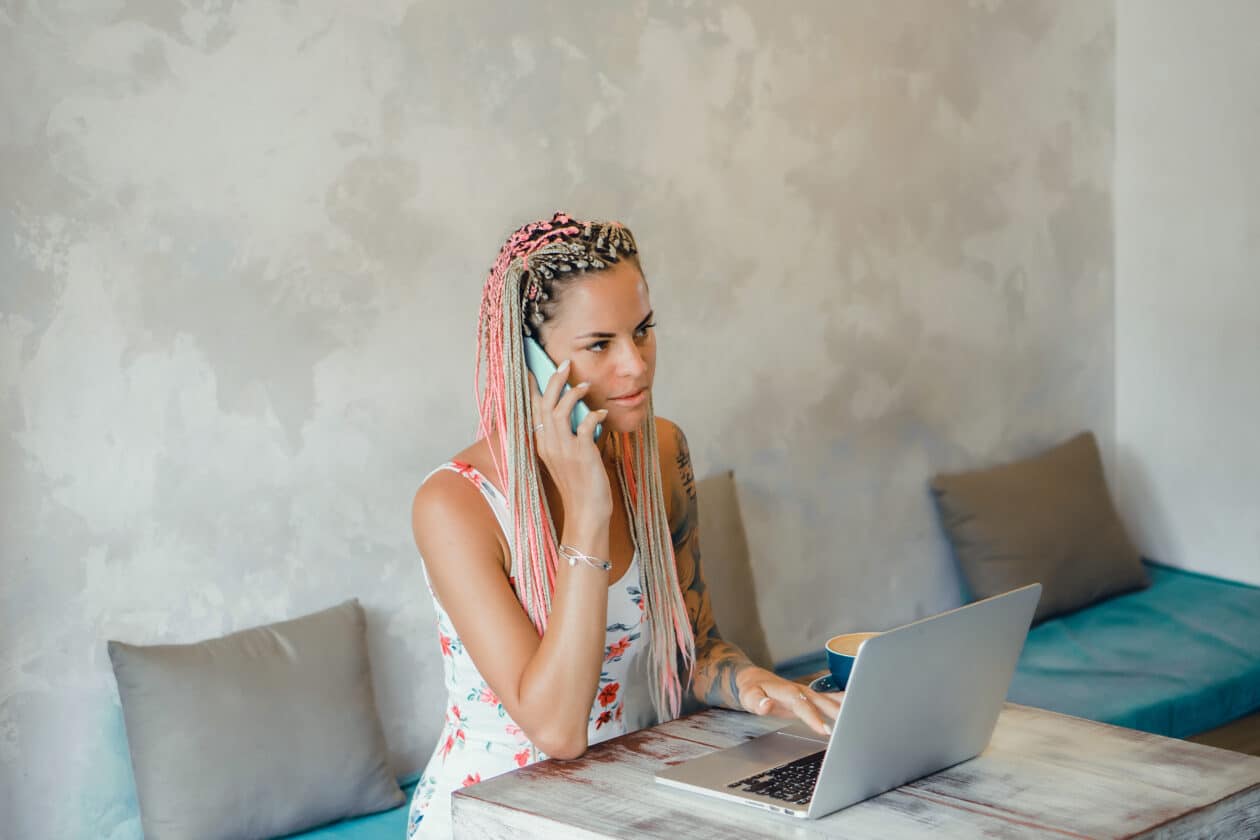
left=662, top=420, right=840, bottom=736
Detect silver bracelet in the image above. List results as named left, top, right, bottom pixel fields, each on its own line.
left=558, top=544, right=612, bottom=572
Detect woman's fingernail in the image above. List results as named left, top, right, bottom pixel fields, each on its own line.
left=559, top=359, right=570, bottom=370
left=577, top=381, right=589, bottom=389
left=824, top=723, right=833, bottom=735
left=758, top=697, right=771, bottom=709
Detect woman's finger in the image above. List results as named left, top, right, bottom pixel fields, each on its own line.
left=543, top=358, right=571, bottom=409
left=575, top=407, right=609, bottom=441
left=806, top=688, right=843, bottom=720
left=765, top=683, right=832, bottom=736
left=553, top=380, right=591, bottom=428
left=741, top=684, right=773, bottom=716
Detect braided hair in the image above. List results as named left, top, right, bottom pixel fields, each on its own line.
left=475, top=211, right=695, bottom=722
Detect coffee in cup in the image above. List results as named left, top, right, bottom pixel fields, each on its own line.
left=825, top=632, right=880, bottom=690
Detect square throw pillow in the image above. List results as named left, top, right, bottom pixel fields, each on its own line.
left=108, top=599, right=403, bottom=840
left=930, top=431, right=1149, bottom=624
left=696, top=470, right=773, bottom=670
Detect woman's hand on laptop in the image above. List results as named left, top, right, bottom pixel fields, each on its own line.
left=735, top=667, right=842, bottom=736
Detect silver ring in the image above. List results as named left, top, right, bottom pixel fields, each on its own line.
left=533, top=423, right=544, bottom=433
left=798, top=692, right=808, bottom=702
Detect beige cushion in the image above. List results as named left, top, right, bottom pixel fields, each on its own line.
left=930, top=431, right=1149, bottom=624
left=108, top=599, right=403, bottom=840
left=697, top=470, right=773, bottom=668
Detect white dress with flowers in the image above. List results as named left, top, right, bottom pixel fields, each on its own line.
left=407, top=460, right=651, bottom=839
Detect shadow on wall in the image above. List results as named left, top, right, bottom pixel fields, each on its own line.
left=925, top=501, right=976, bottom=608
left=1112, top=443, right=1176, bottom=567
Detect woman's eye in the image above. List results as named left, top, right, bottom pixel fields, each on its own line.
left=635, top=322, right=657, bottom=338
left=588, top=323, right=654, bottom=352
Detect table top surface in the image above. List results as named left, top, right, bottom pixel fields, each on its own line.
left=453, top=702, right=1260, bottom=839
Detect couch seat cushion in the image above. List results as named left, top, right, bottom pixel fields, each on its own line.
left=1008, top=562, right=1260, bottom=738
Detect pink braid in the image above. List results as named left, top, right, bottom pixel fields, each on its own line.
left=473, top=212, right=696, bottom=720
left=475, top=214, right=581, bottom=633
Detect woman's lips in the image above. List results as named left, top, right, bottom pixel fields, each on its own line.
left=608, top=388, right=647, bottom=407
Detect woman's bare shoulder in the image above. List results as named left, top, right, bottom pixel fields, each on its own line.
left=411, top=438, right=508, bottom=566
left=654, top=415, right=684, bottom=459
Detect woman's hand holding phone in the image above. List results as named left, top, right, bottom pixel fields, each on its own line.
left=528, top=361, right=612, bottom=529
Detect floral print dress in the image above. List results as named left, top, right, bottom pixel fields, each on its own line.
left=407, top=461, right=650, bottom=839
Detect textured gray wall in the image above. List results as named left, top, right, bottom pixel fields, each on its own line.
left=1115, top=0, right=1260, bottom=586
left=1, top=2, right=1113, bottom=836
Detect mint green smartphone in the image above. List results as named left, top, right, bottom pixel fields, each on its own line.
left=523, top=336, right=603, bottom=441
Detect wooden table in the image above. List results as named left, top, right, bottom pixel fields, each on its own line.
left=452, top=703, right=1260, bottom=838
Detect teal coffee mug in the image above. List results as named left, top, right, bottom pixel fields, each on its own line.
left=825, top=632, right=880, bottom=690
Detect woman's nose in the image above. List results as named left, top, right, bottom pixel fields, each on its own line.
left=615, top=340, right=647, bottom=378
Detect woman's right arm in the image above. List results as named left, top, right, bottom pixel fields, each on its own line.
left=412, top=369, right=613, bottom=760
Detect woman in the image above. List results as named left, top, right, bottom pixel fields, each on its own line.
left=406, top=212, right=839, bottom=837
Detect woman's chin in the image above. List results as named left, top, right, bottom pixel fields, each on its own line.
left=599, top=406, right=650, bottom=436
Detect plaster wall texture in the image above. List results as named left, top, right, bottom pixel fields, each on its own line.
left=0, top=2, right=1113, bottom=835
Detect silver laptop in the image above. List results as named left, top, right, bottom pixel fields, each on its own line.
left=654, top=583, right=1041, bottom=819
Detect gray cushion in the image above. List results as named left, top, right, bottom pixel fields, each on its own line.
left=108, top=599, right=403, bottom=840
left=930, top=431, right=1149, bottom=624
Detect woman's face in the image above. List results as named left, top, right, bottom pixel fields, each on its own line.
left=537, top=258, right=657, bottom=436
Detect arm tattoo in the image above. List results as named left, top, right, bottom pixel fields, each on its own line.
left=670, top=425, right=755, bottom=711
left=676, top=432, right=696, bottom=503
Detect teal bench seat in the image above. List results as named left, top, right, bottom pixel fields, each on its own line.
left=775, top=560, right=1260, bottom=741
left=1006, top=561, right=1260, bottom=738
left=280, top=778, right=416, bottom=839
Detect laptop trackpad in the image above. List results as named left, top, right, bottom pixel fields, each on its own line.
left=657, top=732, right=823, bottom=788
left=775, top=720, right=830, bottom=744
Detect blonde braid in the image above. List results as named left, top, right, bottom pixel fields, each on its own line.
left=475, top=212, right=696, bottom=721
left=499, top=258, right=559, bottom=625
left=613, top=410, right=696, bottom=719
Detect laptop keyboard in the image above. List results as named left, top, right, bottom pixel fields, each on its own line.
left=726, top=750, right=825, bottom=806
